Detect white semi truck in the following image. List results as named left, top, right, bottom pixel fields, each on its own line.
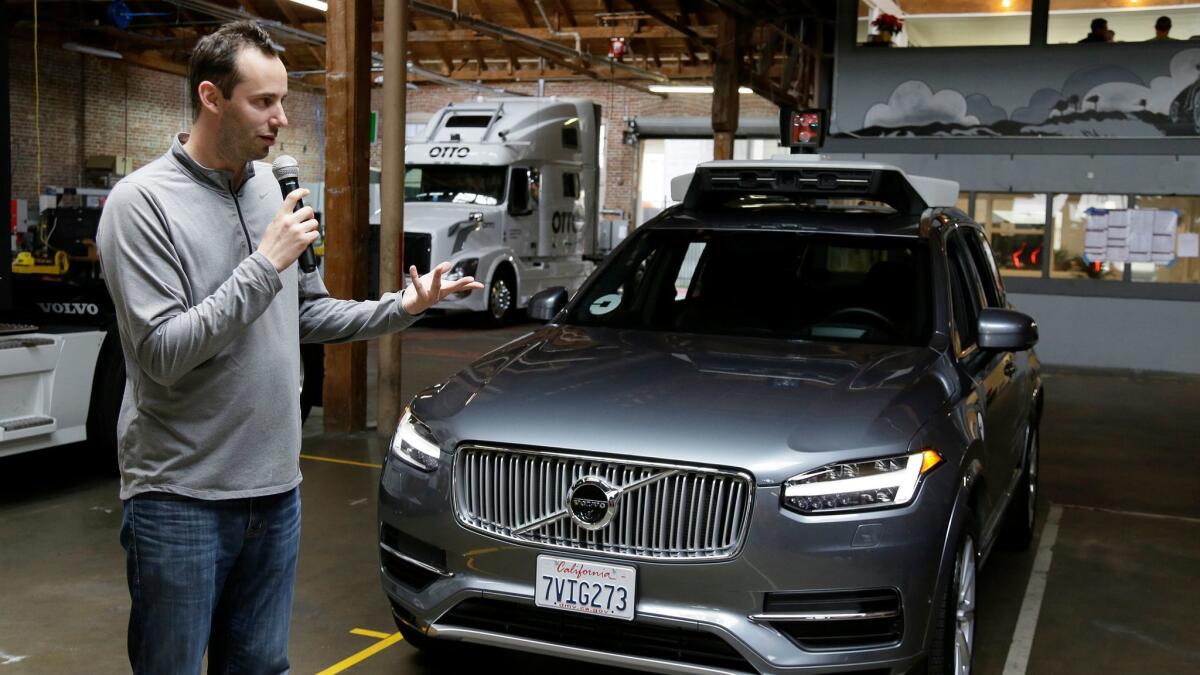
left=372, top=96, right=602, bottom=323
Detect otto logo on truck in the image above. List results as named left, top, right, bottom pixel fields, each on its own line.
left=552, top=211, right=581, bottom=234
left=428, top=146, right=471, bottom=159
left=37, top=302, right=101, bottom=316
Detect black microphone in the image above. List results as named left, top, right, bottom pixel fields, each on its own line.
left=271, top=154, right=318, bottom=273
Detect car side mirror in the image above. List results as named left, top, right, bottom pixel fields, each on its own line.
left=978, top=308, right=1039, bottom=351
left=529, top=287, right=568, bottom=322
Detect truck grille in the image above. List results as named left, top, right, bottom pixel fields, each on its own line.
left=453, top=446, right=753, bottom=561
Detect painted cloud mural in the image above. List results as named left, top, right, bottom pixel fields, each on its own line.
left=846, top=48, right=1200, bottom=138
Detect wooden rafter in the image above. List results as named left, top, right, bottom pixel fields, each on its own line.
left=494, top=38, right=664, bottom=97
left=626, top=0, right=713, bottom=59
left=266, top=0, right=325, bottom=67
left=386, top=25, right=718, bottom=43
left=468, top=0, right=521, bottom=72
left=677, top=0, right=700, bottom=64
left=516, top=1, right=536, bottom=28
left=555, top=0, right=576, bottom=27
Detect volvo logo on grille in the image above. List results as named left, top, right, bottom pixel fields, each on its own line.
left=566, top=477, right=620, bottom=531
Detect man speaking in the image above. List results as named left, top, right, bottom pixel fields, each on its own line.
left=96, top=20, right=480, bottom=674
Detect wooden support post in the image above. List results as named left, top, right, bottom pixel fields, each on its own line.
left=712, top=12, right=740, bottom=160
left=377, top=0, right=407, bottom=434
left=323, top=0, right=372, bottom=432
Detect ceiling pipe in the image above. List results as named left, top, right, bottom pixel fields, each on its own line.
left=410, top=0, right=670, bottom=83
left=533, top=0, right=581, bottom=53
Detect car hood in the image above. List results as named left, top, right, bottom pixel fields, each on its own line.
left=414, top=326, right=954, bottom=484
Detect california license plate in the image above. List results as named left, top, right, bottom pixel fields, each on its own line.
left=535, top=555, right=637, bottom=621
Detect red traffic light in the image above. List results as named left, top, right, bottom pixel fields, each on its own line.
left=781, top=109, right=826, bottom=148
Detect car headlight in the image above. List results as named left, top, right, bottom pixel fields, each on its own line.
left=782, top=450, right=943, bottom=514
left=444, top=258, right=479, bottom=282
left=390, top=408, right=442, bottom=471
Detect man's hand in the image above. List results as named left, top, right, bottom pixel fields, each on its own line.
left=401, top=262, right=485, bottom=315
left=257, top=188, right=319, bottom=273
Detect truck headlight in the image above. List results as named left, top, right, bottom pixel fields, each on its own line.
left=782, top=450, right=943, bottom=514
left=390, top=409, right=442, bottom=471
left=444, top=258, right=479, bottom=282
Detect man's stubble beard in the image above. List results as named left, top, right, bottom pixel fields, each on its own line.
left=217, top=113, right=268, bottom=168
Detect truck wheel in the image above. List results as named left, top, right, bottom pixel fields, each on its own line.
left=486, top=269, right=516, bottom=326
left=86, top=333, right=125, bottom=473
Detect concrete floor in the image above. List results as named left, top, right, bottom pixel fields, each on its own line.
left=1, top=314, right=1198, bottom=674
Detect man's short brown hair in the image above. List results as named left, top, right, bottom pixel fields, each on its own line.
left=188, top=21, right=278, bottom=120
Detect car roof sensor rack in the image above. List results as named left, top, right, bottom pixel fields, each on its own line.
left=676, top=158, right=960, bottom=217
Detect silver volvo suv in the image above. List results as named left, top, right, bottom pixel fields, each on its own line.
left=378, top=158, right=1043, bottom=675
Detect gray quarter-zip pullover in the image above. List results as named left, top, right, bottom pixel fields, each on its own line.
left=97, top=134, right=418, bottom=500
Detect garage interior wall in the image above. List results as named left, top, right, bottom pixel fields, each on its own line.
left=7, top=38, right=780, bottom=230
left=8, top=39, right=324, bottom=209
left=825, top=0, right=1200, bottom=376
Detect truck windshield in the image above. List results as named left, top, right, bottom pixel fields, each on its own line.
left=565, top=228, right=933, bottom=346
left=404, top=165, right=507, bottom=206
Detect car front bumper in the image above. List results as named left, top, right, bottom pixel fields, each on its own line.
left=378, top=451, right=957, bottom=675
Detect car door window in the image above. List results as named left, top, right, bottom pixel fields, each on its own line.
left=947, top=231, right=986, bottom=352
left=964, top=229, right=1005, bottom=308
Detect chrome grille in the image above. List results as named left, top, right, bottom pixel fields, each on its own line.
left=453, top=446, right=754, bottom=561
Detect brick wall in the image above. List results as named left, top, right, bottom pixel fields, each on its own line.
left=9, top=40, right=324, bottom=209
left=9, top=39, right=773, bottom=224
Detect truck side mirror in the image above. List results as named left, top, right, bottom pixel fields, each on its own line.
left=978, top=308, right=1039, bottom=351
left=529, top=287, right=569, bottom=322
left=508, top=168, right=534, bottom=217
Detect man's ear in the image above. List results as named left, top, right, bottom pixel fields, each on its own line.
left=197, top=80, right=223, bottom=115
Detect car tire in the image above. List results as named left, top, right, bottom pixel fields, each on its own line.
left=1001, top=424, right=1039, bottom=550
left=921, top=513, right=978, bottom=675
left=486, top=268, right=516, bottom=326
left=1192, top=91, right=1200, bottom=133
left=85, top=331, right=125, bottom=474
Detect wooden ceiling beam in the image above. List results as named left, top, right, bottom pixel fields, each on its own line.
left=555, top=0, right=576, bottom=27
left=516, top=1, right=537, bottom=28
left=468, top=0, right=519, bottom=74
left=379, top=25, right=718, bottom=43
left=265, top=0, right=325, bottom=68
left=625, top=0, right=714, bottom=58
left=408, top=64, right=716, bottom=83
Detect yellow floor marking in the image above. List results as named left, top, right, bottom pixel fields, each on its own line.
left=315, top=631, right=405, bottom=675
left=299, top=453, right=383, bottom=470
left=350, top=628, right=393, bottom=640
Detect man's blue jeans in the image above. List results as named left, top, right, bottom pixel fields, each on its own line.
left=120, top=487, right=301, bottom=675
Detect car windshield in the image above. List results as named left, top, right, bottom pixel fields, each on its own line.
left=404, top=165, right=506, bottom=206
left=565, top=227, right=933, bottom=346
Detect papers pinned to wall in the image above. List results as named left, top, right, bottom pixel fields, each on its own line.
left=1084, top=209, right=1178, bottom=265
left=1178, top=233, right=1200, bottom=259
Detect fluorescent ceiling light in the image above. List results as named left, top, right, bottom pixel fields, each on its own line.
left=648, top=85, right=755, bottom=94
left=62, top=42, right=123, bottom=60
left=288, top=0, right=328, bottom=11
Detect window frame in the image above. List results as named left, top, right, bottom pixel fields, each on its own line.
left=959, top=190, right=1200, bottom=301
left=945, top=228, right=989, bottom=358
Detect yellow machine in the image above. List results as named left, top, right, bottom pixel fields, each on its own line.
left=12, top=250, right=70, bottom=276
